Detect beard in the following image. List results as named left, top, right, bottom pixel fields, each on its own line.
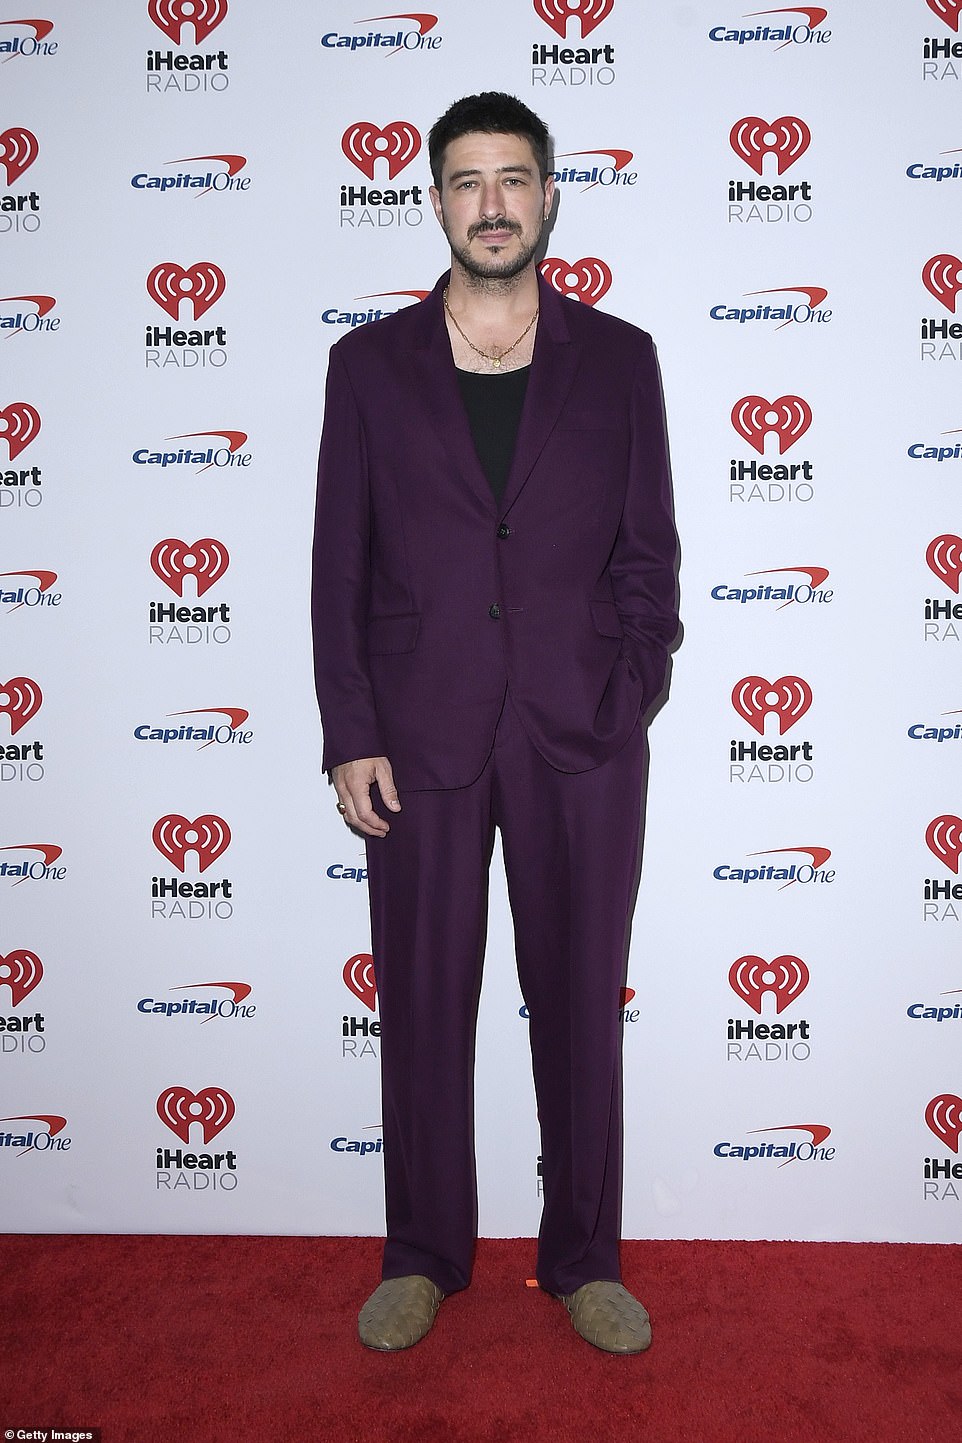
left=445, top=216, right=545, bottom=284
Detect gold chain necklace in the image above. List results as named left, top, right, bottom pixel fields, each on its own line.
left=443, top=287, right=538, bottom=369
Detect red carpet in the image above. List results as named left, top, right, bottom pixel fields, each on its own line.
left=2, top=1236, right=959, bottom=1442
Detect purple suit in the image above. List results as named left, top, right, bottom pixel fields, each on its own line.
left=313, top=273, right=678, bottom=1296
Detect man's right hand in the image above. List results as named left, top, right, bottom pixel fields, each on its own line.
left=331, top=757, right=401, bottom=837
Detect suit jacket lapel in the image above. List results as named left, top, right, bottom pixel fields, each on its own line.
left=501, top=275, right=581, bottom=517
left=409, top=274, right=496, bottom=513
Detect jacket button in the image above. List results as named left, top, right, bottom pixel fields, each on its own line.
left=489, top=603, right=501, bottom=619
left=497, top=523, right=510, bottom=539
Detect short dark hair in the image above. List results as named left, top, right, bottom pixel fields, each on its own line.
left=428, top=92, right=552, bottom=188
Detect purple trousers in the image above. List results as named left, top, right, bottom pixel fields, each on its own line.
left=365, top=696, right=646, bottom=1297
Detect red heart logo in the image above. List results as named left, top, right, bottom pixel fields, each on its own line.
left=729, top=956, right=809, bottom=1015
left=343, top=953, right=377, bottom=1012
left=0, top=402, right=41, bottom=460
left=922, top=254, right=962, bottom=313
left=341, top=121, right=421, bottom=181
left=926, top=534, right=962, bottom=592
left=732, top=676, right=813, bottom=735
left=0, top=127, right=38, bottom=185
left=927, top=0, right=962, bottom=32
left=730, top=116, right=811, bottom=176
left=925, top=1094, right=962, bottom=1152
left=0, top=677, right=42, bottom=734
left=148, top=0, right=228, bottom=44
left=539, top=257, right=612, bottom=305
left=926, top=815, right=962, bottom=874
left=731, top=396, right=812, bottom=455
left=0, top=949, right=43, bottom=1006
left=150, top=538, right=229, bottom=598
left=533, top=0, right=613, bottom=39
left=156, top=1085, right=235, bottom=1144
left=152, top=814, right=231, bottom=873
left=146, top=262, right=226, bottom=321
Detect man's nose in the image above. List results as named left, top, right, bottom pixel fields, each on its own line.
left=479, top=183, right=505, bottom=218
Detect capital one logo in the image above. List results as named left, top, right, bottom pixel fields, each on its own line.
left=926, top=1094, right=962, bottom=1151
left=147, top=262, right=226, bottom=321
left=341, top=122, right=421, bottom=181
left=344, top=952, right=377, bottom=1011
left=156, top=1085, right=234, bottom=1143
left=922, top=255, right=962, bottom=313
left=729, top=954, right=809, bottom=1014
left=732, top=676, right=813, bottom=734
left=926, top=534, right=962, bottom=592
left=0, top=948, right=43, bottom=1006
left=0, top=18, right=54, bottom=52
left=730, top=116, right=810, bottom=175
left=150, top=538, right=229, bottom=597
left=731, top=395, right=812, bottom=454
left=148, top=0, right=228, bottom=44
left=0, top=402, right=41, bottom=459
left=534, top=0, right=613, bottom=38
left=926, top=815, right=962, bottom=873
left=0, top=677, right=42, bottom=734
left=0, top=842, right=62, bottom=885
left=927, top=0, right=962, bottom=32
left=0, top=127, right=38, bottom=184
left=540, top=257, right=611, bottom=304
left=0, top=295, right=57, bottom=334
left=152, top=814, right=231, bottom=872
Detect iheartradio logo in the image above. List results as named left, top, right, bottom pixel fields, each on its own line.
left=926, top=815, right=962, bottom=873
left=150, top=538, right=229, bottom=597
left=731, top=395, right=812, bottom=454
left=147, top=262, right=226, bottom=321
left=922, top=254, right=962, bottom=313
left=344, top=952, right=377, bottom=1012
left=730, top=116, right=810, bottom=175
left=152, top=814, right=231, bottom=872
left=927, top=0, right=962, bottom=31
left=732, top=676, right=813, bottom=735
left=148, top=0, right=228, bottom=44
left=0, top=402, right=41, bottom=460
left=0, top=127, right=38, bottom=185
left=534, top=0, right=613, bottom=38
left=539, top=257, right=611, bottom=305
left=925, top=1094, right=962, bottom=1152
left=156, top=1085, right=234, bottom=1144
left=341, top=122, right=420, bottom=181
left=0, top=676, right=42, bottom=734
left=729, top=955, right=809, bottom=1014
left=926, top=534, right=962, bottom=592
left=0, top=949, right=43, bottom=1006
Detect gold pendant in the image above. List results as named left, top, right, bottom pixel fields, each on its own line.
left=492, top=357, right=501, bottom=368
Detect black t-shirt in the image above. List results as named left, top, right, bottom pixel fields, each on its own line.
left=456, top=365, right=530, bottom=505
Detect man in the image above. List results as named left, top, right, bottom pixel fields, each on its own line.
left=313, top=93, right=678, bottom=1354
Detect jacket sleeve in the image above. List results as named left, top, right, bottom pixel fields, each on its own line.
left=609, top=335, right=679, bottom=710
left=311, top=341, right=386, bottom=771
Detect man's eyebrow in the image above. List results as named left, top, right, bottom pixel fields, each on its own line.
left=446, top=163, right=535, bottom=182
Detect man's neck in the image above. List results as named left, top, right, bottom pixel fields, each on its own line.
left=445, top=258, right=540, bottom=321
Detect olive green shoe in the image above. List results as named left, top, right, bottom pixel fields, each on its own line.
left=357, top=1274, right=444, bottom=1351
left=561, top=1281, right=652, bottom=1354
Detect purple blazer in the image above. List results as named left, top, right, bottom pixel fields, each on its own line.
left=312, top=272, right=678, bottom=790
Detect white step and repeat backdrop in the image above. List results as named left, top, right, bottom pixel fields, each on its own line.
left=3, top=0, right=962, bottom=1243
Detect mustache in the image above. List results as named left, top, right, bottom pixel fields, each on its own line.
left=469, top=219, right=522, bottom=239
